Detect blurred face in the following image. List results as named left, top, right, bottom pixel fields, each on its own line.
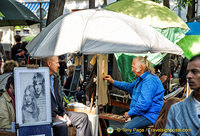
left=34, top=82, right=43, bottom=95
left=186, top=59, right=200, bottom=91
left=48, top=56, right=60, bottom=75
left=25, top=90, right=33, bottom=105
left=9, top=84, right=14, bottom=94
left=132, top=58, right=142, bottom=77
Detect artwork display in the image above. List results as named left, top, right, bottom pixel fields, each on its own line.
left=14, top=67, right=51, bottom=126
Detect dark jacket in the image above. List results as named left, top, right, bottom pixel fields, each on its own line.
left=51, top=75, right=65, bottom=118
left=11, top=43, right=21, bottom=60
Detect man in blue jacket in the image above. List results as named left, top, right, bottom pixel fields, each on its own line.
left=104, top=56, right=165, bottom=136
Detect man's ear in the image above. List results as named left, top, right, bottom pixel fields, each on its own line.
left=47, top=61, right=51, bottom=67
left=136, top=66, right=141, bottom=72
left=139, top=64, right=145, bottom=73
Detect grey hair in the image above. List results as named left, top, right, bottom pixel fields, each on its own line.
left=135, top=56, right=155, bottom=74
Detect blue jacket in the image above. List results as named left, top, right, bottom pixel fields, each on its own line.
left=114, top=71, right=164, bottom=124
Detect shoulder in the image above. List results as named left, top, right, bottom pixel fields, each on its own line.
left=168, top=101, right=183, bottom=113
left=143, top=72, right=160, bottom=83
left=0, top=94, right=7, bottom=106
left=2, top=92, right=11, bottom=102
left=0, top=94, right=5, bottom=102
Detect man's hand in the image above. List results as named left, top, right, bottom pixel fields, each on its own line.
left=56, top=114, right=65, bottom=121
left=63, top=114, right=72, bottom=126
left=104, top=75, right=114, bottom=84
left=124, top=112, right=130, bottom=120
left=56, top=114, right=72, bottom=126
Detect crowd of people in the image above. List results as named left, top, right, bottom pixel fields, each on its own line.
left=0, top=34, right=199, bottom=136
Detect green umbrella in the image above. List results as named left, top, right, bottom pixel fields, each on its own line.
left=0, top=0, right=40, bottom=26
left=105, top=0, right=189, bottom=82
left=104, top=0, right=189, bottom=42
left=105, top=0, right=188, bottom=29
left=177, top=22, right=200, bottom=60
left=177, top=36, right=200, bottom=60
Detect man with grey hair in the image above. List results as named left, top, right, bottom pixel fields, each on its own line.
left=104, top=56, right=165, bottom=136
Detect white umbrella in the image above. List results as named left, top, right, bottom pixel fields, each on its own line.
left=26, top=9, right=183, bottom=58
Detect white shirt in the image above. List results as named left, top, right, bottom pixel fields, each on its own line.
left=193, top=97, right=200, bottom=120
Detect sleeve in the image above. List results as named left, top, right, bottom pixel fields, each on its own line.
left=113, top=80, right=136, bottom=94
left=11, top=46, right=15, bottom=60
left=162, top=106, right=176, bottom=136
left=128, top=77, right=156, bottom=116
left=0, top=99, right=12, bottom=129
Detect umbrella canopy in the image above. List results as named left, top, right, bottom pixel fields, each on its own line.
left=104, top=0, right=188, bottom=29
left=0, top=0, right=40, bottom=26
left=177, top=22, right=200, bottom=59
left=26, top=9, right=183, bottom=58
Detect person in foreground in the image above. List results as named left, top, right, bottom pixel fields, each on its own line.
left=163, top=54, right=200, bottom=136
left=0, top=75, right=15, bottom=129
left=104, top=56, right=165, bottom=136
left=42, top=56, right=91, bottom=136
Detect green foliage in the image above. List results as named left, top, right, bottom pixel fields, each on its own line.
left=178, top=0, right=192, bottom=8
left=151, top=0, right=192, bottom=9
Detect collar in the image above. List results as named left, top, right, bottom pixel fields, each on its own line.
left=50, top=74, right=54, bottom=80
left=139, top=71, right=151, bottom=80
left=3, top=91, right=12, bottom=102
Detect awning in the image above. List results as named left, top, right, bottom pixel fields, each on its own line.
left=23, top=2, right=49, bottom=13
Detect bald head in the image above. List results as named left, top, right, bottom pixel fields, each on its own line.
left=42, top=56, right=60, bottom=75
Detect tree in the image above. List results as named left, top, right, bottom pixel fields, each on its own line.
left=46, top=0, right=65, bottom=26
left=186, top=0, right=200, bottom=22
left=171, top=0, right=198, bottom=22
left=163, top=0, right=170, bottom=8
left=89, top=0, right=95, bottom=9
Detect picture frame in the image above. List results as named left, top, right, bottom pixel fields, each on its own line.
left=14, top=67, right=51, bottom=126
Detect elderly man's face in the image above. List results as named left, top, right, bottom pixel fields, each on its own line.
left=132, top=58, right=142, bottom=77
left=186, top=59, right=200, bottom=91
left=48, top=56, right=60, bottom=74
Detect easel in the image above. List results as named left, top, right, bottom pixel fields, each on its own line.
left=96, top=54, right=133, bottom=136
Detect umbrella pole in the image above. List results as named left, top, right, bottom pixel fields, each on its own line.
left=39, top=3, right=42, bottom=32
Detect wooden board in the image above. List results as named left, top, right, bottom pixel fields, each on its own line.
left=99, top=113, right=127, bottom=122
left=97, top=54, right=108, bottom=106
left=0, top=130, right=16, bottom=136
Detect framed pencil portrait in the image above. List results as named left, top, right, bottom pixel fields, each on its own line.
left=14, top=67, right=51, bottom=126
